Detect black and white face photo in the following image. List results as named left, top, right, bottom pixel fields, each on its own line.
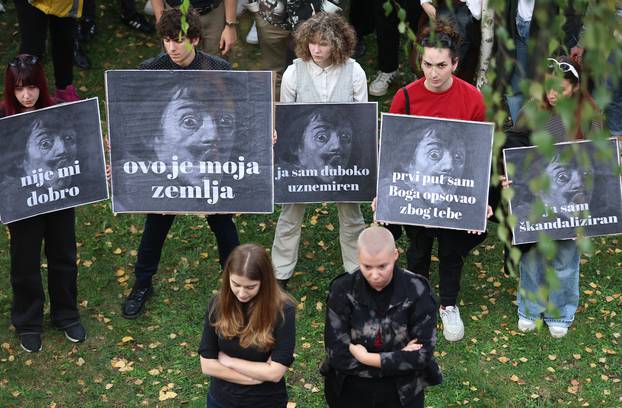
left=155, top=85, right=237, bottom=185
left=294, top=111, right=354, bottom=184
left=23, top=118, right=78, bottom=189
left=407, top=127, right=466, bottom=199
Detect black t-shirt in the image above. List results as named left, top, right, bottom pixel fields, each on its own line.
left=198, top=298, right=296, bottom=408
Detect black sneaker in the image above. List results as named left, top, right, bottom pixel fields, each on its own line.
left=20, top=333, right=42, bottom=353
left=73, top=39, right=91, bottom=70
left=80, top=18, right=96, bottom=41
left=122, top=13, right=155, bottom=34
left=64, top=322, right=87, bottom=343
left=122, top=284, right=154, bottom=319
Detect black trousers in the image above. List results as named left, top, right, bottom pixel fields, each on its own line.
left=120, top=0, right=137, bottom=18
left=403, top=226, right=486, bottom=307
left=133, top=214, right=240, bottom=288
left=326, top=375, right=425, bottom=408
left=9, top=209, right=79, bottom=334
left=13, top=0, right=75, bottom=89
left=350, top=0, right=374, bottom=38
left=373, top=0, right=422, bottom=73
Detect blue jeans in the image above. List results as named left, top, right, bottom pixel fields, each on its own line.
left=507, top=15, right=531, bottom=122
left=605, top=49, right=622, bottom=136
left=134, top=213, right=239, bottom=287
left=517, top=240, right=580, bottom=328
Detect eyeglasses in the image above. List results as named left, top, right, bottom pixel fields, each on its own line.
left=547, top=58, right=579, bottom=80
left=421, top=34, right=453, bottom=49
left=8, top=55, right=39, bottom=68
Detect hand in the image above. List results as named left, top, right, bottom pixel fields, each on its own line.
left=218, top=351, right=234, bottom=368
left=349, top=343, right=369, bottom=362
left=422, top=3, right=437, bottom=20
left=467, top=206, right=492, bottom=234
left=500, top=175, right=512, bottom=189
left=220, top=25, right=237, bottom=56
left=272, top=129, right=278, bottom=145
left=371, top=196, right=377, bottom=212
left=570, top=46, right=584, bottom=64
left=105, top=164, right=111, bottom=181
left=401, top=338, right=423, bottom=352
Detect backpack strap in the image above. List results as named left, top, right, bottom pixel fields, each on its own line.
left=401, top=86, right=410, bottom=115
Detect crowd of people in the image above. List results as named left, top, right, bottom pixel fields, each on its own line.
left=2, top=1, right=621, bottom=407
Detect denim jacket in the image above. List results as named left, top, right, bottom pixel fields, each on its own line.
left=323, top=267, right=442, bottom=406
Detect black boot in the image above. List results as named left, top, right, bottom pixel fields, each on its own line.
left=73, top=39, right=91, bottom=70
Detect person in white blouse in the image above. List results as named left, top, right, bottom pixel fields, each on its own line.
left=272, top=12, right=368, bottom=288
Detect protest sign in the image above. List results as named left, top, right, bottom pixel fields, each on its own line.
left=106, top=70, right=273, bottom=214
left=504, top=139, right=622, bottom=244
left=376, top=114, right=494, bottom=231
left=274, top=102, right=377, bottom=203
left=0, top=98, right=108, bottom=224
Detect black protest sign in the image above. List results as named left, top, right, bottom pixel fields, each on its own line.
left=106, top=70, right=273, bottom=214
left=0, top=98, right=109, bottom=224
left=504, top=139, right=622, bottom=244
left=376, top=114, right=494, bottom=231
left=274, top=102, right=377, bottom=203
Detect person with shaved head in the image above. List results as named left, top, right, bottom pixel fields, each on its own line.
left=322, top=226, right=442, bottom=408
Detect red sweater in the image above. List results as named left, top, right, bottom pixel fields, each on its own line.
left=389, top=76, right=485, bottom=122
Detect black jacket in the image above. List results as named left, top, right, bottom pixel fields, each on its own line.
left=323, top=267, right=442, bottom=407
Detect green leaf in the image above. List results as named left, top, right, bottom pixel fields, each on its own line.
left=397, top=7, right=406, bottom=22
left=383, top=1, right=393, bottom=16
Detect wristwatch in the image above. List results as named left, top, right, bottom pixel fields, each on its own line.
left=225, top=20, right=238, bottom=27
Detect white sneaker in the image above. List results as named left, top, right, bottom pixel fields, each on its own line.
left=143, top=1, right=153, bottom=16
left=246, top=21, right=258, bottom=45
left=548, top=325, right=568, bottom=338
left=518, top=318, right=536, bottom=332
left=369, top=70, right=398, bottom=97
left=440, top=306, right=464, bottom=342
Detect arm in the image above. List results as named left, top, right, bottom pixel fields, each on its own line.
left=218, top=353, right=288, bottom=383
left=197, top=299, right=261, bottom=385
left=421, top=0, right=436, bottom=20
left=200, top=356, right=263, bottom=385
left=349, top=339, right=423, bottom=368
left=280, top=64, right=297, bottom=103
left=151, top=0, right=165, bottom=22
left=324, top=280, right=365, bottom=373
left=352, top=62, right=368, bottom=102
left=218, top=304, right=295, bottom=383
left=219, top=0, right=238, bottom=56
left=377, top=279, right=438, bottom=376
left=476, top=0, right=494, bottom=90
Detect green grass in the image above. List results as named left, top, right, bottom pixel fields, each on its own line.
left=1, top=1, right=621, bottom=406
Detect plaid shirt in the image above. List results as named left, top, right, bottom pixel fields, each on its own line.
left=324, top=267, right=442, bottom=406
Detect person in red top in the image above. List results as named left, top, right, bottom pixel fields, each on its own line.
left=386, top=20, right=488, bottom=343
